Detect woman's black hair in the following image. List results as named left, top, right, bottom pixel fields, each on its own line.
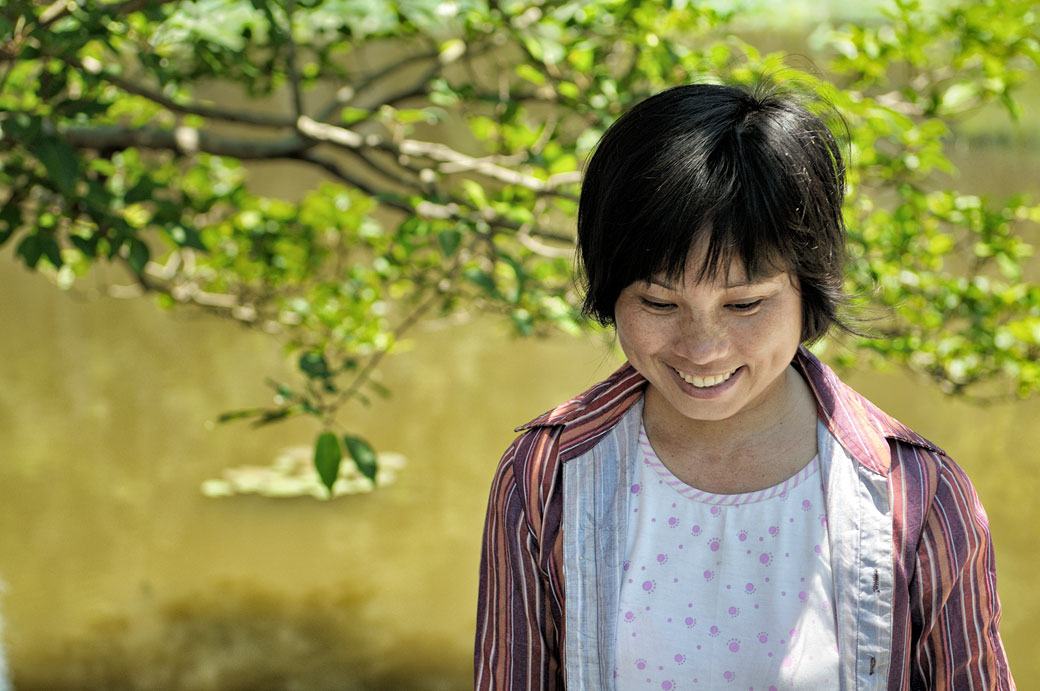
left=577, top=80, right=850, bottom=344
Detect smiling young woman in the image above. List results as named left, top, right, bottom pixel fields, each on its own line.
left=475, top=81, right=1014, bottom=690
left=614, top=258, right=817, bottom=494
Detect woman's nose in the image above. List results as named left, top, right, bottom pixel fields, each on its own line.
left=675, top=315, right=728, bottom=364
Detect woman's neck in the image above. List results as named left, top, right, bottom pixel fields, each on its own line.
left=642, top=366, right=819, bottom=494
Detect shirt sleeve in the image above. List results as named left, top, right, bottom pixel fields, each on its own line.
left=475, top=434, right=564, bottom=691
left=910, top=455, right=1015, bottom=689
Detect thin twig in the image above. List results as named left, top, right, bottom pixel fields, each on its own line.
left=332, top=314, right=410, bottom=411
left=334, top=248, right=468, bottom=411
left=341, top=147, right=425, bottom=191
left=290, top=150, right=416, bottom=215
left=340, top=63, right=442, bottom=130
left=315, top=50, right=440, bottom=122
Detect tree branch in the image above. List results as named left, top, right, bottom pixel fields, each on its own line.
left=61, top=123, right=307, bottom=158
left=292, top=151, right=573, bottom=245
left=71, top=59, right=298, bottom=128
left=295, top=116, right=580, bottom=196
left=56, top=118, right=581, bottom=216
left=108, top=253, right=283, bottom=330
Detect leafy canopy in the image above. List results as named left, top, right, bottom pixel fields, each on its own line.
left=2, top=0, right=1039, bottom=489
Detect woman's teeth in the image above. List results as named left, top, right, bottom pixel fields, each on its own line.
left=675, top=368, right=736, bottom=388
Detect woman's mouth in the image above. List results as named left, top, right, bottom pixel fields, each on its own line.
left=673, top=367, right=738, bottom=388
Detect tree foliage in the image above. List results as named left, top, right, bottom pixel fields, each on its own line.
left=2, top=0, right=1039, bottom=485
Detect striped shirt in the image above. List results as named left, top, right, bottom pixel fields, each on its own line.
left=475, top=347, right=1014, bottom=690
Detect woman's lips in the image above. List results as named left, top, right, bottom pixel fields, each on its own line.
left=673, top=367, right=738, bottom=388
left=671, top=365, right=743, bottom=398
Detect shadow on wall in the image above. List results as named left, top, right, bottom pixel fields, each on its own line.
left=10, top=582, right=470, bottom=691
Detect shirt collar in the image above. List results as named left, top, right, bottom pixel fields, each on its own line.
left=517, top=346, right=944, bottom=474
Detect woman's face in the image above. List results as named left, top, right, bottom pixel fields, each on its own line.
left=614, top=254, right=804, bottom=428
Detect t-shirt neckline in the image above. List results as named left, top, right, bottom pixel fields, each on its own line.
left=637, top=423, right=820, bottom=506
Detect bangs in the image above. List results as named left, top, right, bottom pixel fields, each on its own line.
left=625, top=102, right=836, bottom=288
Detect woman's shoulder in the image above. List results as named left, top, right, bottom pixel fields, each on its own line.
left=514, top=362, right=647, bottom=433
left=508, top=362, right=647, bottom=461
left=798, top=350, right=994, bottom=557
left=493, top=362, right=647, bottom=492
left=797, top=349, right=982, bottom=509
left=796, top=347, right=946, bottom=465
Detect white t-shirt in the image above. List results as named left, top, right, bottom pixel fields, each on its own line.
left=614, top=424, right=840, bottom=690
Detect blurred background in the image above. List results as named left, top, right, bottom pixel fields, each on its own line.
left=1, top=0, right=1038, bottom=688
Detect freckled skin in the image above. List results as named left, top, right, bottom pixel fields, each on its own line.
left=613, top=252, right=817, bottom=493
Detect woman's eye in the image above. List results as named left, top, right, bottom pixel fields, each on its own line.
left=641, top=298, right=674, bottom=311
left=728, top=300, right=763, bottom=312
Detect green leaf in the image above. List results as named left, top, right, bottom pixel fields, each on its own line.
left=53, top=99, right=111, bottom=118
left=999, top=92, right=1023, bottom=122
left=125, top=176, right=159, bottom=204
left=464, top=267, right=499, bottom=298
left=15, top=234, right=44, bottom=269
left=299, top=351, right=330, bottom=379
left=367, top=379, right=391, bottom=399
left=41, top=235, right=63, bottom=268
left=2, top=113, right=42, bottom=143
left=340, top=107, right=370, bottom=124
left=70, top=234, right=99, bottom=257
left=939, top=82, right=978, bottom=112
left=251, top=407, right=300, bottom=427
left=31, top=137, right=79, bottom=195
left=510, top=308, right=534, bottom=335
left=344, top=434, right=378, bottom=483
left=996, top=253, right=1022, bottom=281
left=314, top=431, right=342, bottom=493
left=126, top=238, right=150, bottom=273
left=39, top=71, right=68, bottom=102
left=84, top=180, right=112, bottom=212
left=515, top=63, right=545, bottom=85
left=0, top=203, right=22, bottom=246
left=460, top=179, right=489, bottom=208
left=437, top=228, right=462, bottom=257
left=216, top=407, right=268, bottom=423
left=557, top=81, right=580, bottom=99
left=167, top=225, right=208, bottom=251
left=267, top=380, right=295, bottom=400
left=15, top=232, right=61, bottom=268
